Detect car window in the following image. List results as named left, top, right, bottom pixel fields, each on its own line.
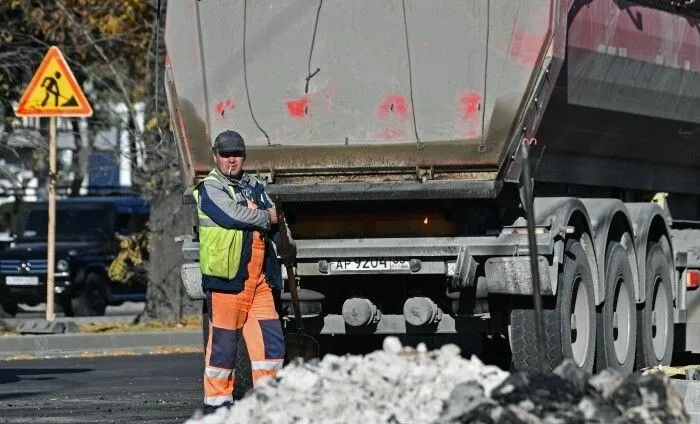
left=20, top=205, right=113, bottom=241
left=115, top=213, right=149, bottom=235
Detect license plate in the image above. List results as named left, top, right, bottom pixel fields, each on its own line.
left=329, top=259, right=410, bottom=273
left=5, top=276, right=40, bottom=286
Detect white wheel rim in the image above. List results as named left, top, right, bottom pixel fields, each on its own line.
left=613, top=277, right=632, bottom=364
left=570, top=275, right=590, bottom=366
left=652, top=276, right=670, bottom=360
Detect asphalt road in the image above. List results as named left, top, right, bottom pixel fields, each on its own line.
left=3, top=301, right=146, bottom=329
left=0, top=353, right=203, bottom=424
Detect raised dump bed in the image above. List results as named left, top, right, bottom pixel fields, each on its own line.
left=164, top=0, right=564, bottom=188
left=165, top=1, right=700, bottom=198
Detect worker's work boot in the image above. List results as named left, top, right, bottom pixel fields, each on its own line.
left=201, top=401, right=232, bottom=416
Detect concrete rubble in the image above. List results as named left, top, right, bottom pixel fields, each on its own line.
left=186, top=337, right=691, bottom=424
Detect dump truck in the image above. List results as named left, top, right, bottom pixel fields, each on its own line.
left=164, top=0, right=700, bottom=375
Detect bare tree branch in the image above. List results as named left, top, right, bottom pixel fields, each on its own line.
left=54, top=0, right=138, bottom=122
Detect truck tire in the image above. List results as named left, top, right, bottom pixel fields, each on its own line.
left=0, top=301, right=18, bottom=318
left=510, top=238, right=596, bottom=374
left=595, top=241, right=636, bottom=374
left=68, top=273, right=108, bottom=317
left=201, top=307, right=254, bottom=401
left=634, top=241, right=674, bottom=369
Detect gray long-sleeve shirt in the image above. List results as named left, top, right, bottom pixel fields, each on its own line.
left=198, top=170, right=272, bottom=231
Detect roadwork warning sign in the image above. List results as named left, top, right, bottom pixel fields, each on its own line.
left=15, top=46, right=93, bottom=117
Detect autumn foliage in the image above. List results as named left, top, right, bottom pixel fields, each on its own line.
left=1, top=0, right=198, bottom=321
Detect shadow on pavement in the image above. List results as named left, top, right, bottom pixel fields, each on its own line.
left=0, top=392, right=43, bottom=401
left=0, top=367, right=93, bottom=385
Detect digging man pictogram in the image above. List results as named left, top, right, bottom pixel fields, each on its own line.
left=39, top=71, right=78, bottom=107
left=40, top=72, right=62, bottom=107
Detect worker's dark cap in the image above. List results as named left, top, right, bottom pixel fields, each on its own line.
left=213, top=130, right=246, bottom=156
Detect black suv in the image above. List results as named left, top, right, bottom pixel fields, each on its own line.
left=0, top=196, right=150, bottom=317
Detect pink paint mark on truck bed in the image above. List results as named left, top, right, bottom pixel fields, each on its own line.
left=379, top=128, right=406, bottom=140
left=285, top=96, right=309, bottom=119
left=376, top=94, right=411, bottom=140
left=377, top=94, right=410, bottom=120
left=285, top=83, right=339, bottom=120
left=458, top=91, right=482, bottom=138
left=459, top=91, right=482, bottom=121
left=214, top=98, right=236, bottom=118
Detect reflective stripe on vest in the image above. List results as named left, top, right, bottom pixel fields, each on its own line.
left=193, top=171, right=244, bottom=280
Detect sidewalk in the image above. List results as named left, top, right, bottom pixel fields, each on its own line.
left=0, top=329, right=203, bottom=360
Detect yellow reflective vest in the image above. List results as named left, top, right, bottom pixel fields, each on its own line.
left=193, top=171, right=244, bottom=280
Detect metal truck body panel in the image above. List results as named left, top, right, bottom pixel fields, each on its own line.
left=165, top=0, right=560, bottom=181
left=165, top=0, right=699, bottom=193
left=568, top=1, right=700, bottom=124
left=532, top=1, right=700, bottom=195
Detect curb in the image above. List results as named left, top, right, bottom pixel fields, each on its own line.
left=2, top=315, right=140, bottom=329
left=0, top=330, right=203, bottom=360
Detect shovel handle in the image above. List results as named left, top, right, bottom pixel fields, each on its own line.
left=273, top=198, right=305, bottom=333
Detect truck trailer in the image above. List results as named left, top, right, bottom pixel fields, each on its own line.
left=164, top=0, right=700, bottom=376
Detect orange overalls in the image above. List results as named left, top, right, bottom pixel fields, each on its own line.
left=202, top=222, right=285, bottom=406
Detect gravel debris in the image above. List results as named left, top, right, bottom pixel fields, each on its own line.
left=184, top=337, right=690, bottom=424
left=447, top=360, right=690, bottom=424
left=186, top=336, right=508, bottom=424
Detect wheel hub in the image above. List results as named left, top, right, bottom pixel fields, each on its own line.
left=651, top=277, right=670, bottom=361
left=570, top=275, right=591, bottom=367
left=612, top=277, right=632, bottom=364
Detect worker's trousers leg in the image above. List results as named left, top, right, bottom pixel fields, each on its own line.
left=203, top=280, right=284, bottom=406
left=202, top=238, right=284, bottom=406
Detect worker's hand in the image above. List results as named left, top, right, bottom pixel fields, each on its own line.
left=267, top=207, right=278, bottom=225
left=246, top=199, right=258, bottom=209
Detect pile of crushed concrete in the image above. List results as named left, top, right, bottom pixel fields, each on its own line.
left=186, top=337, right=690, bottom=424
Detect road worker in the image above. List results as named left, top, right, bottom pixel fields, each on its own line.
left=193, top=129, right=295, bottom=413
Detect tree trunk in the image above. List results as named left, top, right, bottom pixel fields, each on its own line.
left=142, top=185, right=198, bottom=322
left=138, top=0, right=193, bottom=323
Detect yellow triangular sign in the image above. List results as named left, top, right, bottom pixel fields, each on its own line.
left=15, top=46, right=93, bottom=117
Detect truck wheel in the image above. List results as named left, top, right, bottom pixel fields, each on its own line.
left=510, top=238, right=596, bottom=374
left=202, top=304, right=254, bottom=401
left=634, top=241, right=674, bottom=369
left=70, top=273, right=108, bottom=317
left=0, top=301, right=18, bottom=318
left=595, top=241, right=636, bottom=374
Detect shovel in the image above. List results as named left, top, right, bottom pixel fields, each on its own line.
left=275, top=200, right=319, bottom=362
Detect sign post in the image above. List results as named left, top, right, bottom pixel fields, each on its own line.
left=46, top=116, right=57, bottom=321
left=15, top=46, right=93, bottom=322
